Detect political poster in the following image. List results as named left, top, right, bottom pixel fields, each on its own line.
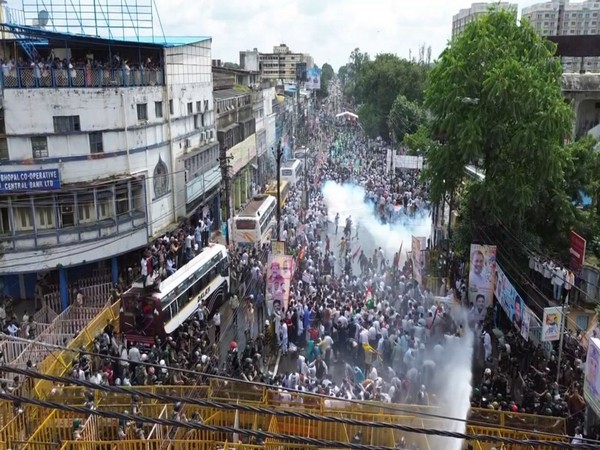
left=305, top=67, right=321, bottom=90
left=541, top=306, right=563, bottom=342
left=266, top=255, right=294, bottom=316
left=584, top=337, right=600, bottom=416
left=469, top=244, right=497, bottom=308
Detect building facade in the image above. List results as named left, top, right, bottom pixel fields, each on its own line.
left=255, top=44, right=313, bottom=83
left=452, top=2, right=518, bottom=39
left=522, top=0, right=600, bottom=72
left=0, top=26, right=217, bottom=308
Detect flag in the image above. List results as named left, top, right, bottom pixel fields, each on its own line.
left=397, top=241, right=403, bottom=269
left=352, top=245, right=362, bottom=261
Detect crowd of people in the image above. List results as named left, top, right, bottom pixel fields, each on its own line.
left=33, top=86, right=596, bottom=446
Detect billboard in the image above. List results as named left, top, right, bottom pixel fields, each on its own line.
left=469, top=244, right=497, bottom=308
left=570, top=230, right=586, bottom=273
left=305, top=67, right=321, bottom=90
left=494, top=264, right=528, bottom=337
left=584, top=337, right=600, bottom=416
left=541, top=306, right=563, bottom=342
left=266, top=255, right=294, bottom=316
left=0, top=169, right=61, bottom=193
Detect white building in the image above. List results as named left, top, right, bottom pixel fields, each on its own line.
left=522, top=0, right=600, bottom=72
left=0, top=27, right=219, bottom=308
left=452, top=2, right=518, bottom=39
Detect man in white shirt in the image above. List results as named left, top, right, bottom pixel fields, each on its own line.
left=213, top=311, right=221, bottom=342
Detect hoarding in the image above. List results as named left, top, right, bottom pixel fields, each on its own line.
left=411, top=236, right=426, bottom=285
left=469, top=244, right=497, bottom=308
left=266, top=255, right=294, bottom=315
left=494, top=264, right=528, bottom=338
left=584, top=337, right=600, bottom=416
left=305, top=67, right=321, bottom=90
left=0, top=169, right=61, bottom=193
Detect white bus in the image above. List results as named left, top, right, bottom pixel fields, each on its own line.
left=120, top=243, right=230, bottom=341
left=280, top=159, right=303, bottom=186
left=232, top=194, right=277, bottom=246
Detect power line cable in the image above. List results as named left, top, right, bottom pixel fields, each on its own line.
left=0, top=390, right=592, bottom=450
left=1, top=364, right=591, bottom=446
left=0, top=334, right=579, bottom=440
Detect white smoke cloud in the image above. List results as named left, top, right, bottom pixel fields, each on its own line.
left=321, top=180, right=431, bottom=265
left=322, top=180, right=474, bottom=450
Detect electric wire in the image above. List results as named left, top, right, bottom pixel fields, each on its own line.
left=0, top=389, right=593, bottom=449
left=0, top=334, right=586, bottom=443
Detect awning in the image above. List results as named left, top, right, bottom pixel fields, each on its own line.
left=250, top=163, right=258, bottom=171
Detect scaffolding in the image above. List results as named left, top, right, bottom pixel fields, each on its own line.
left=3, top=0, right=166, bottom=42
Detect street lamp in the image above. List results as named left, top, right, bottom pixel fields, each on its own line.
left=219, top=150, right=233, bottom=246
left=274, top=140, right=283, bottom=241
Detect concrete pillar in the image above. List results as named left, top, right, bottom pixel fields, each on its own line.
left=59, top=267, right=69, bottom=311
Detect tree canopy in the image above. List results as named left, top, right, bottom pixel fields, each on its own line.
left=389, top=94, right=425, bottom=143
left=318, top=62, right=335, bottom=98
left=425, top=9, right=576, bottom=254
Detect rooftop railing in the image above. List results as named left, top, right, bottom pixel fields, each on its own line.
left=1, top=66, right=164, bottom=89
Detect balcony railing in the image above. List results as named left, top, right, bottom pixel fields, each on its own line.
left=1, top=66, right=164, bottom=89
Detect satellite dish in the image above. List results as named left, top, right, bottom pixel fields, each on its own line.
left=38, top=10, right=50, bottom=28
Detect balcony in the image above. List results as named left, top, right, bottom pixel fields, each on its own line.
left=1, top=66, right=164, bottom=89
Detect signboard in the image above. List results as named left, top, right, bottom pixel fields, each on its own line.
left=584, top=337, right=600, bottom=417
left=541, top=306, right=563, bottom=342
left=570, top=230, right=586, bottom=273
left=494, top=264, right=527, bottom=336
left=393, top=155, right=424, bottom=170
left=469, top=244, right=497, bottom=308
left=411, top=236, right=426, bottom=285
left=227, top=135, right=257, bottom=175
left=305, top=67, right=321, bottom=90
left=0, top=169, right=61, bottom=193
left=271, top=240, right=285, bottom=256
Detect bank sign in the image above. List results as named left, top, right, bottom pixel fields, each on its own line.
left=0, top=169, right=61, bottom=193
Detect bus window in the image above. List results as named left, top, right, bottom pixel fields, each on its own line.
left=235, top=219, right=256, bottom=230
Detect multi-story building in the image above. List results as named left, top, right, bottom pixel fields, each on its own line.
left=0, top=26, right=218, bottom=308
left=452, top=2, right=518, bottom=39
left=249, top=44, right=313, bottom=83
left=522, top=0, right=600, bottom=72
left=212, top=63, right=257, bottom=224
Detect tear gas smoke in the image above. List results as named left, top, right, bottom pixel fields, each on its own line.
left=322, top=180, right=474, bottom=450
left=321, top=181, right=430, bottom=264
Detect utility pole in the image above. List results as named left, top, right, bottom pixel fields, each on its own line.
left=556, top=294, right=570, bottom=384
left=219, top=148, right=232, bottom=246
left=275, top=140, right=283, bottom=241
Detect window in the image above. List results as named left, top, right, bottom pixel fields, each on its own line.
left=155, top=101, right=163, bottom=118
left=78, top=197, right=95, bottom=224
left=53, top=115, right=80, bottom=133
left=89, top=132, right=103, bottom=154
left=31, top=137, right=48, bottom=158
left=169, top=99, right=174, bottom=115
left=36, top=206, right=54, bottom=230
left=187, top=102, right=193, bottom=114
left=194, top=114, right=200, bottom=129
left=196, top=101, right=201, bottom=113
left=115, top=185, right=129, bottom=216
left=153, top=158, right=169, bottom=198
left=0, top=207, right=10, bottom=234
left=0, top=138, right=7, bottom=159
left=59, top=200, right=75, bottom=228
left=204, top=100, right=209, bottom=112
left=137, top=103, right=148, bottom=121
left=15, top=207, right=33, bottom=230
left=98, top=201, right=112, bottom=219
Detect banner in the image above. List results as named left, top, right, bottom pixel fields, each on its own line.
left=541, top=306, right=563, bottom=342
left=305, top=67, right=321, bottom=90
left=469, top=244, right=497, bottom=308
left=570, top=230, right=586, bottom=274
left=411, top=236, right=426, bottom=285
left=494, top=264, right=527, bottom=335
left=266, top=255, right=294, bottom=316
left=584, top=337, right=600, bottom=416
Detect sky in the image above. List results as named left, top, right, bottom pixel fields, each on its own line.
left=153, top=0, right=543, bottom=69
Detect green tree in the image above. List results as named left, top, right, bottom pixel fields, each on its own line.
left=389, top=94, right=425, bottom=143
left=318, top=62, right=335, bottom=98
left=425, top=9, right=573, bottom=252
left=402, top=125, right=433, bottom=156
left=355, top=53, right=428, bottom=138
